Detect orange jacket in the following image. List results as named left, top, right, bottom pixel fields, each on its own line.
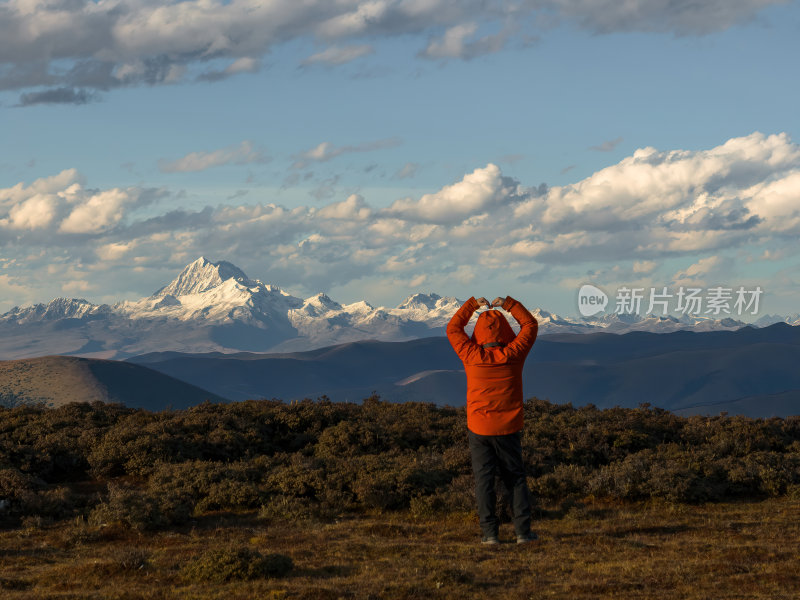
left=446, top=296, right=538, bottom=436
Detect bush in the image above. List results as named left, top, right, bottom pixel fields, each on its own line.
left=2, top=396, right=800, bottom=529
left=258, top=495, right=317, bottom=523
left=180, top=548, right=293, bottom=582
left=88, top=482, right=194, bottom=531
left=147, top=460, right=263, bottom=512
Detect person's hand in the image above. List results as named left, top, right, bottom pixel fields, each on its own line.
left=491, top=297, right=506, bottom=308
left=476, top=297, right=490, bottom=308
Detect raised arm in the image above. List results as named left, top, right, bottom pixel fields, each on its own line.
left=500, top=296, right=538, bottom=359
left=446, top=296, right=481, bottom=361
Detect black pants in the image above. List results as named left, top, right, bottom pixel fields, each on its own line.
left=468, top=429, right=532, bottom=538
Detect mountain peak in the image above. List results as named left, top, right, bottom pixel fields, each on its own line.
left=152, top=257, right=254, bottom=297
left=397, top=293, right=444, bottom=311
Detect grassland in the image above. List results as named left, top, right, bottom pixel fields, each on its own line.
left=0, top=357, right=108, bottom=407
left=2, top=496, right=799, bottom=599
left=1, top=398, right=799, bottom=598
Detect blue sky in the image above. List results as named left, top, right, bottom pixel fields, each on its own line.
left=1, top=0, right=799, bottom=319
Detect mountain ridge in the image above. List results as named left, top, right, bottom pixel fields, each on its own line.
left=124, top=321, right=800, bottom=417
left=0, top=257, right=796, bottom=360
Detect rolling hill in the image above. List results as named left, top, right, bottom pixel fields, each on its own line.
left=128, top=322, right=800, bottom=417
left=0, top=356, right=226, bottom=410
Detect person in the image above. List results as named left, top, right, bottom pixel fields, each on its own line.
left=446, top=295, right=539, bottom=545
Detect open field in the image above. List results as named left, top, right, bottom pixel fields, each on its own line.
left=2, top=399, right=799, bottom=598
left=2, top=496, right=799, bottom=599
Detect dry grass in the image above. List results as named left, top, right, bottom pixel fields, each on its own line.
left=2, top=496, right=799, bottom=599
left=0, top=356, right=108, bottom=407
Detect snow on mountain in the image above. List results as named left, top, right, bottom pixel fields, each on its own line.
left=755, top=313, right=800, bottom=327
left=0, top=298, right=108, bottom=324
left=292, top=293, right=344, bottom=318
left=390, top=293, right=462, bottom=327
left=0, top=256, right=794, bottom=360
left=152, top=257, right=254, bottom=297
left=118, top=265, right=302, bottom=325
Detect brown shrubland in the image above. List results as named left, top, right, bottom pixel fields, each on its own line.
left=1, top=396, right=799, bottom=598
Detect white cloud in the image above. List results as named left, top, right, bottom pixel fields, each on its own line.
left=3, top=193, right=61, bottom=230
left=59, top=188, right=134, bottom=234
left=316, top=194, right=372, bottom=220
left=158, top=141, right=269, bottom=173
left=2, top=132, right=799, bottom=303
left=96, top=241, right=137, bottom=261
left=743, top=170, right=800, bottom=233
left=516, top=132, right=799, bottom=242
left=1, top=0, right=782, bottom=100
left=0, top=169, right=158, bottom=235
left=385, top=163, right=521, bottom=223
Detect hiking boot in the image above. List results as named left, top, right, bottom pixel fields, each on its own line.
left=516, top=532, right=538, bottom=544
left=481, top=535, right=500, bottom=545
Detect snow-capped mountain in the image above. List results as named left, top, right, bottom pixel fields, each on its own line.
left=0, top=256, right=790, bottom=360
left=0, top=258, right=465, bottom=359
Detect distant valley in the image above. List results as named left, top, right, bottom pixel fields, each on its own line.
left=2, top=322, right=799, bottom=418
left=126, top=321, right=800, bottom=418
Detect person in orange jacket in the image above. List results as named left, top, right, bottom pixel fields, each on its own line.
left=447, top=295, right=538, bottom=545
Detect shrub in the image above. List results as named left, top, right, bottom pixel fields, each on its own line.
left=147, top=459, right=263, bottom=513
left=88, top=482, right=194, bottom=531
left=532, top=463, right=591, bottom=499
left=3, top=396, right=800, bottom=526
left=258, top=495, right=316, bottom=523
left=180, top=548, right=293, bottom=582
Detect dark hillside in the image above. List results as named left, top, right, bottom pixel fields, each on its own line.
left=0, top=356, right=226, bottom=410
left=128, top=323, right=800, bottom=416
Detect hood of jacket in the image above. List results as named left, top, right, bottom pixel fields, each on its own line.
left=471, top=309, right=516, bottom=347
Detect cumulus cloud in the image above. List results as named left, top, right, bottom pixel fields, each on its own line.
left=59, top=188, right=136, bottom=234
left=515, top=132, right=799, bottom=246
left=158, top=141, right=269, bottom=173
left=292, top=137, right=401, bottom=169
left=316, top=194, right=372, bottom=220
left=385, top=163, right=523, bottom=223
left=0, top=0, right=783, bottom=101
left=0, top=169, right=162, bottom=235
left=3, top=132, right=800, bottom=301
